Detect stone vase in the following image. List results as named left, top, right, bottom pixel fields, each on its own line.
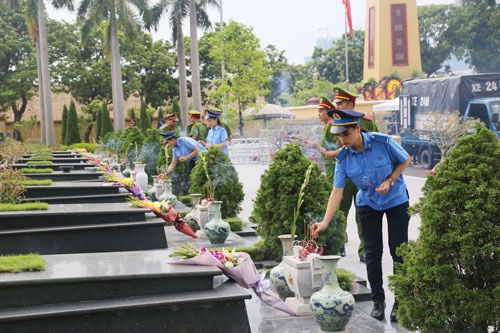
left=309, top=255, right=355, bottom=332
left=283, top=253, right=324, bottom=316
left=270, top=235, right=296, bottom=300
left=203, top=201, right=230, bottom=244
left=184, top=194, right=202, bottom=232
left=158, top=179, right=177, bottom=206
left=135, top=163, right=148, bottom=192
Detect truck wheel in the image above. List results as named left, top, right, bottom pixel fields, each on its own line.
left=420, top=149, right=435, bottom=170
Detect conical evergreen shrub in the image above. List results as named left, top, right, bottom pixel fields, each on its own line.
left=140, top=102, right=152, bottom=136
left=100, top=102, right=114, bottom=138
left=61, top=104, right=68, bottom=144
left=250, top=144, right=345, bottom=260
left=189, top=147, right=244, bottom=219
left=65, top=100, right=81, bottom=145
left=390, top=123, right=499, bottom=332
left=95, top=105, right=102, bottom=142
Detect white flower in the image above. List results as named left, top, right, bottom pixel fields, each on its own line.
left=224, top=261, right=234, bottom=269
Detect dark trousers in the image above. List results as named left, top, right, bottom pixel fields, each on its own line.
left=358, top=202, right=410, bottom=302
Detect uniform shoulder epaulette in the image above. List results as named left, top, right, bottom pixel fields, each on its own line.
left=335, top=146, right=349, bottom=163
left=370, top=133, right=390, bottom=144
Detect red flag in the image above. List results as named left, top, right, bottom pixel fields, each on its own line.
left=343, top=0, right=354, bottom=40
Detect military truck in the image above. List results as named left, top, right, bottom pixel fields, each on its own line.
left=398, top=73, right=500, bottom=169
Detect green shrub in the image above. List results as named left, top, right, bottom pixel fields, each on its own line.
left=100, top=102, right=114, bottom=139
left=140, top=101, right=152, bottom=136
left=21, top=168, right=53, bottom=174
left=67, top=143, right=97, bottom=153
left=390, top=124, right=499, bottom=332
left=235, top=239, right=269, bottom=262
left=65, top=99, right=81, bottom=145
left=225, top=216, right=243, bottom=232
left=30, top=155, right=53, bottom=160
left=0, top=202, right=49, bottom=211
left=189, top=147, right=244, bottom=218
left=177, top=195, right=192, bottom=206
left=26, top=160, right=53, bottom=165
left=0, top=169, right=27, bottom=204
left=61, top=104, right=68, bottom=144
left=21, top=179, right=53, bottom=186
left=250, top=144, right=345, bottom=260
left=0, top=254, right=46, bottom=273
left=142, top=128, right=162, bottom=178
left=338, top=269, right=356, bottom=292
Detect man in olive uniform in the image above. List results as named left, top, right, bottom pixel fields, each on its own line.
left=334, top=87, right=379, bottom=262
left=163, top=113, right=181, bottom=137
left=187, top=110, right=208, bottom=141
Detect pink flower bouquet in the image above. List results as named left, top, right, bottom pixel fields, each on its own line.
left=170, top=244, right=295, bottom=315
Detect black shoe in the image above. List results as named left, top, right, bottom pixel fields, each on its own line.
left=371, top=301, right=385, bottom=320
left=359, top=253, right=366, bottom=263
left=340, top=246, right=346, bottom=257
left=390, top=301, right=398, bottom=322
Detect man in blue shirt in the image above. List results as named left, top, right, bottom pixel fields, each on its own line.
left=160, top=131, right=207, bottom=175
left=312, top=109, right=410, bottom=323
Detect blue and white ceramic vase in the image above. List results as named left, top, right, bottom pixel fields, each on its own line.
left=203, top=201, right=230, bottom=244
left=158, top=179, right=177, bottom=207
left=309, top=255, right=355, bottom=332
left=184, top=193, right=202, bottom=232
left=270, top=234, right=296, bottom=300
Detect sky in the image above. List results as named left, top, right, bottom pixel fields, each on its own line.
left=47, top=0, right=456, bottom=65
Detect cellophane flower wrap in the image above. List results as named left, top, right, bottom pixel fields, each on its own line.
left=170, top=244, right=295, bottom=316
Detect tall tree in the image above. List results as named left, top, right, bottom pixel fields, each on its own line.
left=204, top=20, right=271, bottom=135
left=448, top=0, right=500, bottom=73
left=3, top=0, right=74, bottom=146
left=77, top=0, right=149, bottom=131
left=189, top=0, right=219, bottom=112
left=0, top=3, right=38, bottom=141
left=417, top=4, right=456, bottom=76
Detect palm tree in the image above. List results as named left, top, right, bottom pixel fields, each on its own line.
left=146, top=0, right=217, bottom=131
left=3, top=0, right=74, bottom=146
left=78, top=0, right=149, bottom=131
left=189, top=0, right=219, bottom=113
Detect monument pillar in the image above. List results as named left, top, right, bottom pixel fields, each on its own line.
left=363, top=0, right=422, bottom=81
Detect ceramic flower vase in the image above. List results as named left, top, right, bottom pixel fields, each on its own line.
left=270, top=234, right=297, bottom=300
left=184, top=194, right=202, bottom=232
left=309, top=255, right=355, bottom=332
left=158, top=179, right=177, bottom=207
left=135, top=163, right=148, bottom=192
left=203, top=201, right=230, bottom=244
left=147, top=176, right=158, bottom=201
left=122, top=162, right=132, bottom=178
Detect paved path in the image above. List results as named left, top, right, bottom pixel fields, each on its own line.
left=234, top=162, right=427, bottom=332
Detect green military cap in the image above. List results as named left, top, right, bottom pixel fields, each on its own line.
left=318, top=96, right=335, bottom=109
left=334, top=86, right=357, bottom=103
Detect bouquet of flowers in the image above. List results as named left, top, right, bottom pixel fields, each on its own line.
left=104, top=174, right=147, bottom=200
left=127, top=197, right=197, bottom=238
left=170, top=243, right=295, bottom=315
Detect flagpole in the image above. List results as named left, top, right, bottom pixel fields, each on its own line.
left=344, top=12, right=350, bottom=90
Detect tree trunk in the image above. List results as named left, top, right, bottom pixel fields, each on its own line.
left=110, top=17, right=125, bottom=131
left=177, top=22, right=189, bottom=132
left=189, top=0, right=202, bottom=112
left=35, top=42, right=45, bottom=144
left=38, top=0, right=55, bottom=146
left=11, top=95, right=28, bottom=142
left=238, top=98, right=244, bottom=136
